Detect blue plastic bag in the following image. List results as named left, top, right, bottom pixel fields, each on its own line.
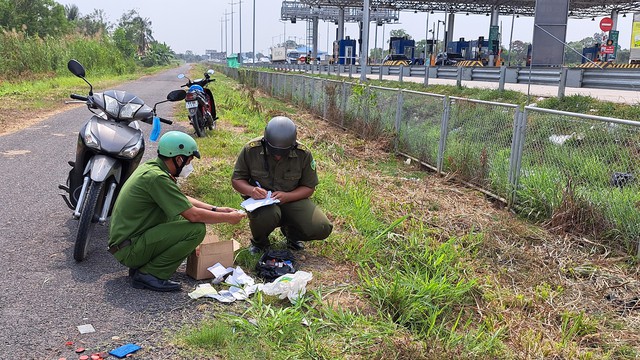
left=149, top=116, right=161, bottom=142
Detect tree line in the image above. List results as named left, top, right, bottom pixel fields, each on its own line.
left=0, top=0, right=175, bottom=79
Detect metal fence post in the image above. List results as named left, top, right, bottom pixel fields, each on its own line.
left=349, top=65, right=353, bottom=78
left=558, top=67, right=568, bottom=99
left=379, top=66, right=383, bottom=81
left=362, top=85, right=370, bottom=137
left=437, top=96, right=451, bottom=174
left=511, top=108, right=528, bottom=208
left=394, top=89, right=404, bottom=152
left=456, top=67, right=463, bottom=87
left=323, top=80, right=328, bottom=120
left=399, top=65, right=404, bottom=82
left=507, top=107, right=522, bottom=207
left=341, top=80, right=347, bottom=127
left=424, top=65, right=430, bottom=86
left=499, top=66, right=506, bottom=91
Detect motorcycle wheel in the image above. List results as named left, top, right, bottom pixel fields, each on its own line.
left=192, top=110, right=205, bottom=137
left=74, top=180, right=103, bottom=262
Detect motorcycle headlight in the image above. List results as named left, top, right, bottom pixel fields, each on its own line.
left=118, top=137, right=143, bottom=159
left=104, top=95, right=119, bottom=118
left=83, top=125, right=100, bottom=150
left=120, top=103, right=142, bottom=119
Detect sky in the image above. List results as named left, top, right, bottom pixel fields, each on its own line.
left=58, top=0, right=635, bottom=56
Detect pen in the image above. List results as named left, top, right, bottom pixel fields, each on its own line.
left=255, top=181, right=262, bottom=188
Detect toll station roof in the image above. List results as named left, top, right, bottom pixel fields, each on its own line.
left=298, top=0, right=640, bottom=18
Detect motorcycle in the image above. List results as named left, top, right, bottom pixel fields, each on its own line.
left=178, top=69, right=217, bottom=137
left=59, top=59, right=186, bottom=261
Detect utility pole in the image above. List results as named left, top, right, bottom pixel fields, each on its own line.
left=223, top=10, right=230, bottom=54
left=229, top=1, right=238, bottom=54
left=252, top=0, right=255, bottom=63
left=238, top=0, right=243, bottom=58
left=220, top=17, right=224, bottom=54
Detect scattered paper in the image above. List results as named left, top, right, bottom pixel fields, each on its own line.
left=208, top=263, right=234, bottom=284
left=188, top=283, right=218, bottom=299
left=189, top=266, right=261, bottom=303
left=225, top=266, right=255, bottom=287
left=210, top=290, right=236, bottom=303
left=240, top=191, right=280, bottom=212
left=77, top=324, right=95, bottom=334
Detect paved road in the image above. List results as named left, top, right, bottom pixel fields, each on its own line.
left=0, top=64, right=200, bottom=357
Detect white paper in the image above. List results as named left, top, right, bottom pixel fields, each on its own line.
left=77, top=324, right=95, bottom=334
left=208, top=263, right=234, bottom=278
left=211, top=290, right=236, bottom=303
left=240, top=191, right=280, bottom=212
left=225, top=266, right=255, bottom=287
left=188, top=283, right=218, bottom=299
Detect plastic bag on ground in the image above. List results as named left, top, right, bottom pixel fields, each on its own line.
left=261, top=271, right=312, bottom=304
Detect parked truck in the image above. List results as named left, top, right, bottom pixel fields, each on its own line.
left=271, top=46, right=287, bottom=63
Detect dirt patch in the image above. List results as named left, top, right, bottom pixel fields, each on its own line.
left=0, top=103, right=82, bottom=136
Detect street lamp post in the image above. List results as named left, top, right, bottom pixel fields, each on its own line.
left=229, top=1, right=238, bottom=54
left=238, top=0, right=242, bottom=59
left=437, top=20, right=445, bottom=55
left=252, top=0, right=255, bottom=63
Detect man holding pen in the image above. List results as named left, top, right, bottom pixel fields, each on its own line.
left=231, top=116, right=333, bottom=254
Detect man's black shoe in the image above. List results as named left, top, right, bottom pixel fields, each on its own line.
left=128, top=268, right=137, bottom=277
left=287, top=240, right=305, bottom=251
left=249, top=245, right=266, bottom=255
left=131, top=271, right=181, bottom=292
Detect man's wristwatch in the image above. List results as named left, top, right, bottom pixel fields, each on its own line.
left=211, top=206, right=217, bottom=212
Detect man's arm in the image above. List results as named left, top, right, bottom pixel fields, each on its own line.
left=181, top=196, right=246, bottom=224
left=181, top=205, right=245, bottom=224
left=231, top=179, right=268, bottom=199
left=271, top=186, right=314, bottom=204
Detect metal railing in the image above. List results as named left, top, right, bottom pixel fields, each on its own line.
left=222, top=67, right=640, bottom=254
left=253, top=63, right=640, bottom=94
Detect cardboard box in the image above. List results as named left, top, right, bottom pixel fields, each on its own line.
left=186, top=234, right=241, bottom=280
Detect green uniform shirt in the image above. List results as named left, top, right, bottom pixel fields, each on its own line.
left=232, top=137, right=318, bottom=192
left=109, top=158, right=192, bottom=247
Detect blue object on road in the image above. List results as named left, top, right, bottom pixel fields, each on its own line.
left=109, top=343, right=141, bottom=358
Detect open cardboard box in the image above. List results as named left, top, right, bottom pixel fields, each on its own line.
left=186, top=233, right=241, bottom=280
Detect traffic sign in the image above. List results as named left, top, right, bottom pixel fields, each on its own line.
left=600, top=17, right=613, bottom=32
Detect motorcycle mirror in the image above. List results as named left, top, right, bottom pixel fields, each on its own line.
left=67, top=59, right=86, bottom=78
left=177, top=73, right=185, bottom=79
left=167, top=89, right=186, bottom=102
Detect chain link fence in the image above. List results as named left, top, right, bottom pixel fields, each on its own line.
left=516, top=108, right=640, bottom=252
left=222, top=67, right=640, bottom=254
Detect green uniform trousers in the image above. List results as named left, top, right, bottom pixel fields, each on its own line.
left=114, top=219, right=206, bottom=280
left=249, top=198, right=332, bottom=247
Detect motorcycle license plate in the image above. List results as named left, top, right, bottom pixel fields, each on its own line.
left=185, top=101, right=198, bottom=109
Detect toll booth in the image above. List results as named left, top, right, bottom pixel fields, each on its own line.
left=338, top=38, right=357, bottom=65
left=582, top=44, right=601, bottom=63
left=447, top=37, right=490, bottom=61
left=389, top=36, right=416, bottom=63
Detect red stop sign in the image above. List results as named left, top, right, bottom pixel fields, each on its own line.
left=600, top=17, right=613, bottom=32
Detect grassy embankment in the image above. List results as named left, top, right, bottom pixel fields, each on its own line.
left=169, top=65, right=640, bottom=359
left=0, top=31, right=172, bottom=134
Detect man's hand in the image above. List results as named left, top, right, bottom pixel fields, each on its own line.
left=251, top=186, right=268, bottom=200
left=271, top=191, right=291, bottom=204
left=226, top=211, right=247, bottom=225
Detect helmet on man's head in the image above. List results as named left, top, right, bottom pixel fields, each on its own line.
left=158, top=131, right=201, bottom=159
left=264, top=116, right=297, bottom=156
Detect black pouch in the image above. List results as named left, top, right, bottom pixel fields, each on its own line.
left=256, top=249, right=296, bottom=282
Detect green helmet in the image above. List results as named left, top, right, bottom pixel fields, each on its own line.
left=157, top=131, right=201, bottom=159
